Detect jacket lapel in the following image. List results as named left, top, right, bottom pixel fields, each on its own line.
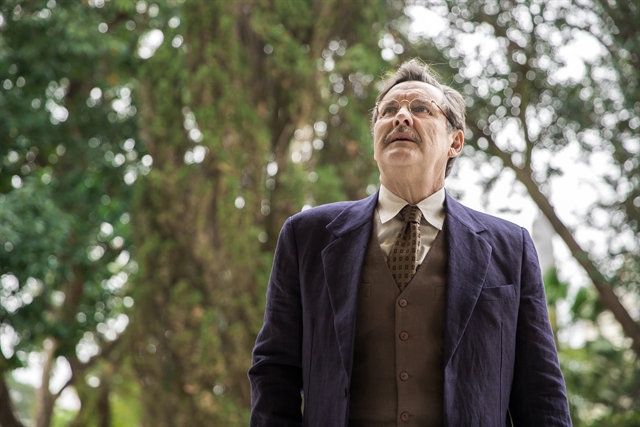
left=322, top=192, right=378, bottom=377
left=443, top=194, right=492, bottom=368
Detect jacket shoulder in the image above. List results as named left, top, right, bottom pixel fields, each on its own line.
left=445, top=196, right=527, bottom=247
left=290, top=201, right=355, bottom=226
left=469, top=207, right=522, bottom=233
left=289, top=192, right=377, bottom=234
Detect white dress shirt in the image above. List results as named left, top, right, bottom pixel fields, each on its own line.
left=375, top=184, right=446, bottom=264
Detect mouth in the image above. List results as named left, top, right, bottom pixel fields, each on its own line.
left=389, top=133, right=414, bottom=143
left=384, top=127, right=421, bottom=145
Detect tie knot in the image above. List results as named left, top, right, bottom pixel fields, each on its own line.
left=400, top=205, right=422, bottom=224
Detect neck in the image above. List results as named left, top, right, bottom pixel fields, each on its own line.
left=381, top=175, right=444, bottom=205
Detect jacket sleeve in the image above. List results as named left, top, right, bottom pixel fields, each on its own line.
left=509, top=228, right=572, bottom=426
left=248, top=217, right=303, bottom=427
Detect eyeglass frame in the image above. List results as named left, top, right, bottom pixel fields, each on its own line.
left=375, top=97, right=455, bottom=128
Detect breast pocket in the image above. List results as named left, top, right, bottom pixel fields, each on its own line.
left=478, top=284, right=516, bottom=301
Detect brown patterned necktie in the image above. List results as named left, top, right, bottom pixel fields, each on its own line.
left=388, top=205, right=422, bottom=291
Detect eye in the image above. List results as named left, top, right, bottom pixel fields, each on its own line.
left=410, top=102, right=432, bottom=116
left=382, top=106, right=398, bottom=116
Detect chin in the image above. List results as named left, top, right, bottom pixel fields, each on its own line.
left=383, top=145, right=420, bottom=161
left=381, top=156, right=421, bottom=170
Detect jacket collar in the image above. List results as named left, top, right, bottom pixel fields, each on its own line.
left=325, top=191, right=378, bottom=237
left=444, top=193, right=488, bottom=234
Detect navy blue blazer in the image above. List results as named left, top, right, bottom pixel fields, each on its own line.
left=249, top=192, right=571, bottom=427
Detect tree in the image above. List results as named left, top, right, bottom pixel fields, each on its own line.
left=126, top=0, right=399, bottom=423
left=0, top=1, right=141, bottom=425
left=391, top=0, right=639, bottom=424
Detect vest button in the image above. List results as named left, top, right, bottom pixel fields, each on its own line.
left=399, top=331, right=409, bottom=341
left=398, top=298, right=408, bottom=307
left=400, top=411, right=410, bottom=421
left=399, top=371, right=409, bottom=381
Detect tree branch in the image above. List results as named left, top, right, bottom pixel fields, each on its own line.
left=488, top=142, right=640, bottom=356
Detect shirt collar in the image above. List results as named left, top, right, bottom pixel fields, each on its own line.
left=377, top=184, right=446, bottom=230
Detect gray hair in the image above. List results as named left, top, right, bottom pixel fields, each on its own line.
left=372, top=59, right=466, bottom=177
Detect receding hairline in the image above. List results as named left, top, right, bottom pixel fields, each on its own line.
left=372, top=59, right=466, bottom=133
left=379, top=80, right=448, bottom=105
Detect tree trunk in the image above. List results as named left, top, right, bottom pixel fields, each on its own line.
left=0, top=374, right=24, bottom=427
left=129, top=0, right=392, bottom=424
left=34, top=340, right=58, bottom=427
left=97, top=380, right=110, bottom=427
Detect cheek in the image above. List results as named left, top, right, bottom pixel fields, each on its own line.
left=419, top=125, right=448, bottom=145
left=373, top=122, right=387, bottom=145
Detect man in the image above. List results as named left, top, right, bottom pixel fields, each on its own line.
left=249, top=59, right=571, bottom=427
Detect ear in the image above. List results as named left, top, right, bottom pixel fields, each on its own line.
left=448, top=129, right=464, bottom=158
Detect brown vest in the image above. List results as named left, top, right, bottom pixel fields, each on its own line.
left=349, top=221, right=448, bottom=427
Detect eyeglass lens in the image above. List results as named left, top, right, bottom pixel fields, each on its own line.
left=378, top=99, right=437, bottom=118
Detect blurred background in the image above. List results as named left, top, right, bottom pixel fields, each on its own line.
left=0, top=0, right=638, bottom=425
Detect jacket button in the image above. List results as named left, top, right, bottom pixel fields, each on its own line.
left=398, top=298, right=407, bottom=307
left=400, top=411, right=410, bottom=421
left=399, top=371, right=409, bottom=381
left=399, top=331, right=409, bottom=341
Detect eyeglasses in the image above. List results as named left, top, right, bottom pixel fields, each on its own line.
left=375, top=98, right=454, bottom=127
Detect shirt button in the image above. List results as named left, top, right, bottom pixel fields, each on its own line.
left=400, top=371, right=409, bottom=381
left=398, top=298, right=408, bottom=307
left=400, top=412, right=410, bottom=422
left=399, top=331, right=409, bottom=341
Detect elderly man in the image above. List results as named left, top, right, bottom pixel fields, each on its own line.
left=249, top=59, right=571, bottom=427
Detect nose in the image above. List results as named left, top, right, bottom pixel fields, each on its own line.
left=394, top=105, right=413, bottom=127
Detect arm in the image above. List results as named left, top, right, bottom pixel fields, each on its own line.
left=249, top=217, right=303, bottom=427
left=509, top=228, right=572, bottom=426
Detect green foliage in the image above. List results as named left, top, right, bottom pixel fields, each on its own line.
left=0, top=0, right=139, bottom=342
left=543, top=267, right=568, bottom=306
left=1, top=0, right=141, bottom=424
left=0, top=179, right=72, bottom=364
left=51, top=406, right=78, bottom=427
left=571, top=286, right=604, bottom=323
left=561, top=342, right=640, bottom=426
left=109, top=376, right=142, bottom=427
left=540, top=268, right=640, bottom=426
left=562, top=277, right=640, bottom=426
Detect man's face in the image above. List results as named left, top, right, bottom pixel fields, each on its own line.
left=373, top=81, right=463, bottom=183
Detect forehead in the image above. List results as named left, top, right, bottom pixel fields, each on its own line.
left=382, top=81, right=445, bottom=103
